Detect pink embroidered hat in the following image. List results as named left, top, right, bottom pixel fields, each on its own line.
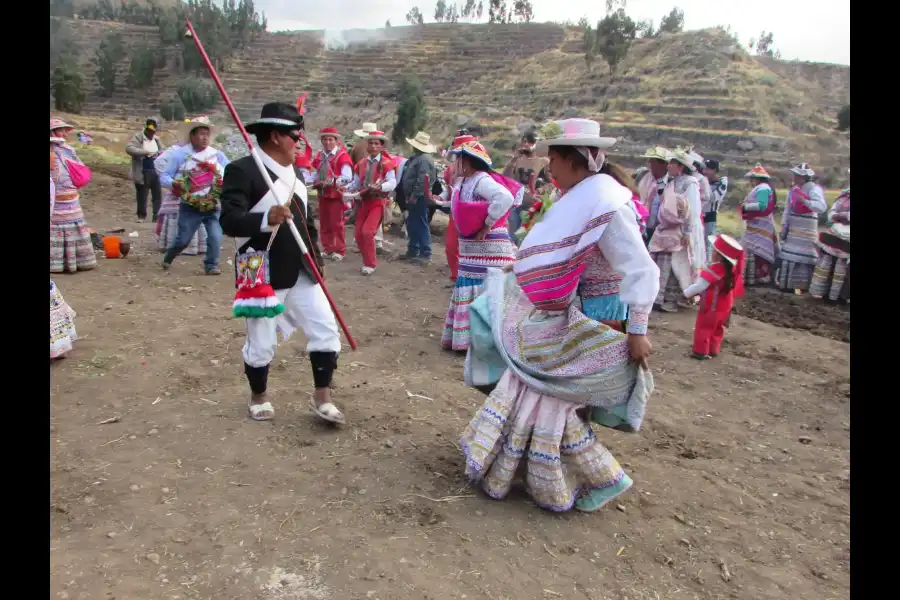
left=535, top=118, right=617, bottom=156
left=50, top=117, right=74, bottom=135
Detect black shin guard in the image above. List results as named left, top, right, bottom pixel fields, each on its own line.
left=244, top=362, right=269, bottom=395
left=309, top=351, right=338, bottom=389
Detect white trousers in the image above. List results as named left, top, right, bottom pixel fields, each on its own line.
left=242, top=275, right=342, bottom=368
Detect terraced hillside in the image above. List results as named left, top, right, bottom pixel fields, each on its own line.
left=57, top=18, right=849, bottom=185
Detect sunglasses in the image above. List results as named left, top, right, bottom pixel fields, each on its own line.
left=283, top=130, right=301, bottom=142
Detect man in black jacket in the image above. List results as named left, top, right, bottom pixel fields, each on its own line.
left=219, top=102, right=345, bottom=425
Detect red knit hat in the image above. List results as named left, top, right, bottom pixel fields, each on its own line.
left=319, top=127, right=342, bottom=140
left=710, top=234, right=743, bottom=265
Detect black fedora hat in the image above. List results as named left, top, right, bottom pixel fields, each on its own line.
left=246, top=102, right=304, bottom=134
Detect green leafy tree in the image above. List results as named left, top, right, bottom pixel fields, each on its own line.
left=594, top=9, right=638, bottom=74
left=127, top=46, right=157, bottom=90
left=405, top=6, right=424, bottom=25
left=583, top=24, right=596, bottom=68
left=658, top=7, right=684, bottom=34
left=53, top=58, right=85, bottom=113
left=837, top=105, right=850, bottom=131
left=513, top=1, right=534, bottom=22
left=94, top=33, right=124, bottom=97
left=434, top=0, right=447, bottom=21
left=177, top=78, right=217, bottom=113
left=160, top=96, right=186, bottom=122
left=392, top=76, right=428, bottom=146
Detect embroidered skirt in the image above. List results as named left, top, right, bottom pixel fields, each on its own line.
left=778, top=213, right=819, bottom=288
left=810, top=254, right=850, bottom=301
left=441, top=231, right=516, bottom=351
left=460, top=370, right=629, bottom=512
left=50, top=280, right=77, bottom=358
left=742, top=215, right=778, bottom=266
left=50, top=222, right=97, bottom=273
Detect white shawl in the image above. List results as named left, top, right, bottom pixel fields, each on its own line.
left=515, top=173, right=632, bottom=276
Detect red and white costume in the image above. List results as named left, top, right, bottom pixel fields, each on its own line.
left=348, top=131, right=397, bottom=272
left=306, top=127, right=353, bottom=258
left=683, top=235, right=745, bottom=357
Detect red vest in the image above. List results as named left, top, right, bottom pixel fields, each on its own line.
left=354, top=153, right=396, bottom=200
left=312, top=149, right=352, bottom=201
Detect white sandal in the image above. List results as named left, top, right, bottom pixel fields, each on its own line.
left=309, top=397, right=345, bottom=424
left=248, top=400, right=275, bottom=421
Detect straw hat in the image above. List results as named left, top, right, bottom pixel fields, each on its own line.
left=354, top=122, right=378, bottom=138
left=449, top=141, right=493, bottom=167
left=790, top=162, right=815, bottom=178
left=669, top=148, right=695, bottom=170
left=178, top=115, right=216, bottom=142
left=406, top=131, right=437, bottom=153
left=708, top=234, right=744, bottom=265
left=535, top=118, right=617, bottom=156
left=641, top=146, right=671, bottom=162
left=744, top=164, right=771, bottom=179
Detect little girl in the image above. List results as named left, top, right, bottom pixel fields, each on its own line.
left=683, top=234, right=745, bottom=359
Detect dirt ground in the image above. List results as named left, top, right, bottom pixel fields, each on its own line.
left=51, top=171, right=850, bottom=600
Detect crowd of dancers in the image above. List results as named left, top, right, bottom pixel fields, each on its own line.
left=50, top=107, right=850, bottom=513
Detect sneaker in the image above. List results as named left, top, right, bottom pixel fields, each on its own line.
left=690, top=352, right=711, bottom=360
left=326, top=253, right=344, bottom=262
left=361, top=266, right=376, bottom=276
left=659, top=303, right=679, bottom=313
left=161, top=260, right=171, bottom=270
left=397, top=253, right=417, bottom=261
left=206, top=267, right=222, bottom=275
left=411, top=257, right=432, bottom=265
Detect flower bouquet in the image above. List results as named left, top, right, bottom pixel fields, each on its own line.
left=514, top=193, right=556, bottom=243
left=175, top=161, right=223, bottom=213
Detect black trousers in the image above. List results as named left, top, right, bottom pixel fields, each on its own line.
left=135, top=170, right=162, bottom=220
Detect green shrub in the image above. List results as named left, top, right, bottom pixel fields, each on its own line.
left=160, top=96, right=186, bottom=121
left=52, top=59, right=85, bottom=113
left=127, top=46, right=157, bottom=90
left=94, top=33, right=124, bottom=97
left=176, top=78, right=217, bottom=113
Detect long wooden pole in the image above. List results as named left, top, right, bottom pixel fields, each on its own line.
left=184, top=19, right=357, bottom=350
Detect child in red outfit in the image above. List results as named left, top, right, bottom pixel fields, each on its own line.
left=683, top=234, right=745, bottom=359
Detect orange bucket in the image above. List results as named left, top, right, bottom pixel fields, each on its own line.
left=103, top=235, right=121, bottom=259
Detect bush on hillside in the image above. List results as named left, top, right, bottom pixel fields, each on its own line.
left=177, top=79, right=217, bottom=113
left=392, top=76, right=428, bottom=146
left=94, top=33, right=124, bottom=97
left=594, top=9, right=638, bottom=74
left=658, top=7, right=685, bottom=34
left=53, top=59, right=85, bottom=113
left=127, top=46, right=158, bottom=90
left=160, top=97, right=186, bottom=122
left=837, top=105, right=850, bottom=131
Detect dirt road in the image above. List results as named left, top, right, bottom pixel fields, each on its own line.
left=51, top=172, right=849, bottom=600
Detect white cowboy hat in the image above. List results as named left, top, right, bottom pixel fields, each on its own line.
left=406, top=131, right=437, bottom=154
left=790, top=162, right=816, bottom=178
left=354, top=122, right=378, bottom=138
left=178, top=116, right=216, bottom=142
left=535, top=118, right=617, bottom=156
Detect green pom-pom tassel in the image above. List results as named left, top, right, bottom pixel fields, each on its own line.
left=233, top=304, right=286, bottom=319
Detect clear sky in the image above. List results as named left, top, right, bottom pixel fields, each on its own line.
left=259, top=0, right=850, bottom=65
